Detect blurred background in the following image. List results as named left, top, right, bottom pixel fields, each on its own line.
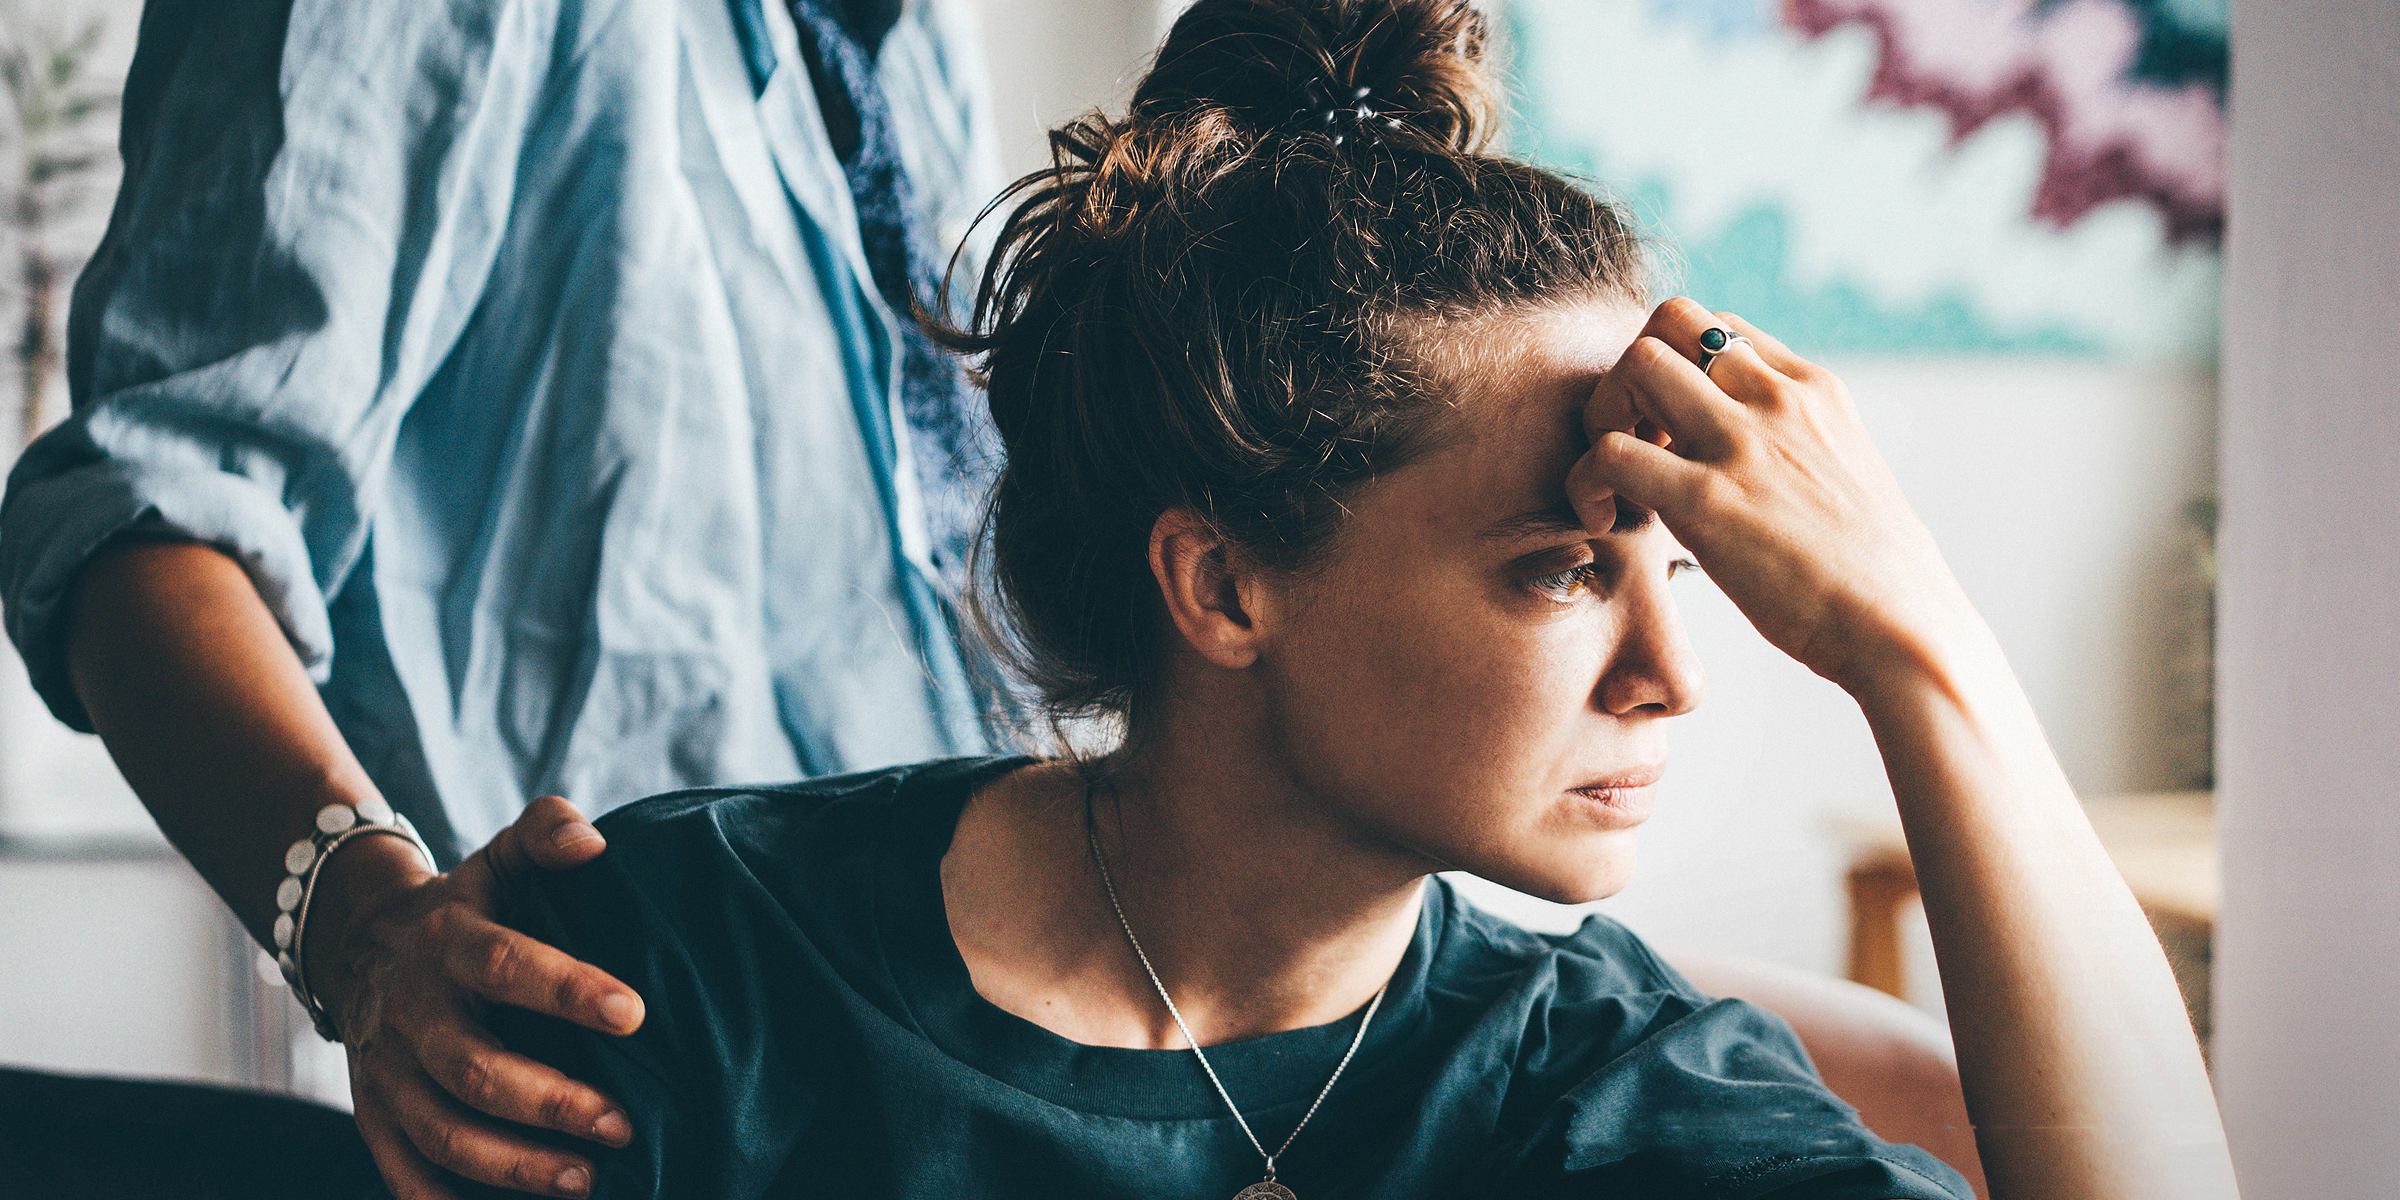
left=1, top=0, right=2392, bottom=1192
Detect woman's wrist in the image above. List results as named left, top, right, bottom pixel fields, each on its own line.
left=1815, top=578, right=1997, bottom=707
left=298, top=828, right=441, bottom=1035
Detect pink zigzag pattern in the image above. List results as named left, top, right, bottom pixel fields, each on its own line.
left=1786, top=0, right=2224, bottom=246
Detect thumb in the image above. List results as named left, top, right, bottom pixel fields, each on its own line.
left=495, top=794, right=607, bottom=876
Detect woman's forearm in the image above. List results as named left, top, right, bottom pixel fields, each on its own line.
left=1849, top=622, right=2236, bottom=1200
left=64, top=539, right=426, bottom=948
left=68, top=540, right=644, bottom=1199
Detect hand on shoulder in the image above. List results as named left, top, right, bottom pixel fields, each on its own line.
left=310, top=796, right=645, bottom=1200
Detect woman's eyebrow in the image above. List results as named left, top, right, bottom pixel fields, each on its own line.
left=1479, top=497, right=1655, bottom=541
left=1479, top=501, right=1585, bottom=541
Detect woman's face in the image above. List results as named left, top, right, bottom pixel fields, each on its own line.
left=1252, top=297, right=1703, bottom=903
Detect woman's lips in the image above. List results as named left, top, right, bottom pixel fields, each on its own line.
left=1567, top=765, right=1664, bottom=827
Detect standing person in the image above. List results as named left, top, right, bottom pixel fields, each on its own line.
left=0, top=0, right=1007, bottom=1195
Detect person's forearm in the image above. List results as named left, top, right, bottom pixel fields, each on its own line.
left=70, top=540, right=639, bottom=1199
left=65, top=540, right=429, bottom=949
left=1848, top=622, right=2236, bottom=1200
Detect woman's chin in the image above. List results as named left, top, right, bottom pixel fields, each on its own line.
left=1473, top=831, right=1639, bottom=906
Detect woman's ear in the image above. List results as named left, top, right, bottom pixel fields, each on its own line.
left=1148, top=508, right=1265, bottom=670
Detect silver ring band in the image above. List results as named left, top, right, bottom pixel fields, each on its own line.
left=1699, top=334, right=1753, bottom=376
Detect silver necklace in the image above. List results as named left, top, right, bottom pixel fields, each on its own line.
left=1085, top=797, right=1388, bottom=1200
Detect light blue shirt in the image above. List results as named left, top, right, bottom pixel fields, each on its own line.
left=0, top=0, right=1004, bottom=857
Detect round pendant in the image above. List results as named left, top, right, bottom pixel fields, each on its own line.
left=1234, top=1184, right=1297, bottom=1200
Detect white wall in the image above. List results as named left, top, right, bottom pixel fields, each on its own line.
left=0, top=852, right=255, bottom=1085
left=976, top=0, right=1162, bottom=180
left=2213, top=0, right=2400, bottom=1193
left=0, top=0, right=148, bottom=844
left=0, top=0, right=254, bottom=1090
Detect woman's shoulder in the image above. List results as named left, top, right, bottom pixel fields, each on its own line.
left=589, top=755, right=1021, bottom=858
left=514, top=756, right=1023, bottom=941
left=1431, top=882, right=1706, bottom=1009
left=1428, top=887, right=1970, bottom=1197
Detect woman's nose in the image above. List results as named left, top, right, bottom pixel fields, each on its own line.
left=1596, top=572, right=1705, bottom=718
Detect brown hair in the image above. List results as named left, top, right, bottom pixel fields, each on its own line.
left=941, top=0, right=1645, bottom=734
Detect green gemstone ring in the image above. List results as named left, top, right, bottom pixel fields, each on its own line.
left=1696, top=327, right=1750, bottom=376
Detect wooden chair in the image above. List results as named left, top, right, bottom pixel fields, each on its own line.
left=1838, top=793, right=2217, bottom=1049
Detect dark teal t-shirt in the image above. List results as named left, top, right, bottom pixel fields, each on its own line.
left=487, top=757, right=1970, bottom=1199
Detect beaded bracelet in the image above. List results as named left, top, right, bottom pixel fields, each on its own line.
left=273, top=798, right=436, bottom=1042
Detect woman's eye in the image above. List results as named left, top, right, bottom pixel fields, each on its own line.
left=1528, top=556, right=1697, bottom=599
left=1528, top=563, right=1602, bottom=599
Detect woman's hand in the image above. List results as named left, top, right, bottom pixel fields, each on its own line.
left=1573, top=300, right=2236, bottom=1199
left=306, top=796, right=646, bottom=1200
left=1567, top=297, right=1978, bottom=695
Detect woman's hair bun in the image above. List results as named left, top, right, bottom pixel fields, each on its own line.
left=942, top=0, right=1642, bottom=728
left=1131, top=0, right=1494, bottom=152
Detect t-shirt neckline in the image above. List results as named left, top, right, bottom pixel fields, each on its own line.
left=872, top=755, right=1444, bottom=1121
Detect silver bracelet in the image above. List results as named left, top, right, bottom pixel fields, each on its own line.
left=272, top=798, right=436, bottom=1042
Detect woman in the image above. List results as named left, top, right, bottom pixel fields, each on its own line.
left=475, top=1, right=2235, bottom=1196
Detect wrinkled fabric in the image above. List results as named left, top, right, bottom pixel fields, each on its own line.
left=485, top=757, right=1974, bottom=1200
left=0, top=0, right=1005, bottom=858
left=787, top=0, right=998, bottom=594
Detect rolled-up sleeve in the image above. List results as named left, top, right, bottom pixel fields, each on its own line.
left=1, top=0, right=551, bottom=729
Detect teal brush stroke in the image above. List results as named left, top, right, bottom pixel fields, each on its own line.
left=1499, top=2, right=2102, bottom=357
left=1624, top=178, right=2102, bottom=356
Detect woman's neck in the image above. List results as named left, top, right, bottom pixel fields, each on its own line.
left=943, top=735, right=1429, bottom=1050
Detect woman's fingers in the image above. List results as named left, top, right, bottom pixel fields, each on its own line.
left=1595, top=300, right=1819, bottom=474
left=1685, top=329, right=1792, bottom=411
left=440, top=798, right=644, bottom=1036
left=441, top=918, right=645, bottom=1036
left=1608, top=336, right=1744, bottom=459
left=375, top=1056, right=599, bottom=1198
left=1563, top=449, right=1618, bottom=534
left=1577, top=428, right=1709, bottom=519
left=405, top=1002, right=634, bottom=1144
left=1596, top=301, right=1967, bottom=686
left=1635, top=296, right=1749, bottom=367
left=1628, top=297, right=1816, bottom=398
left=1711, top=310, right=1820, bottom=381
left=1590, top=297, right=1798, bottom=468
left=353, top=1086, right=465, bottom=1200
left=475, top=796, right=605, bottom=901
left=354, top=1037, right=597, bottom=1198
